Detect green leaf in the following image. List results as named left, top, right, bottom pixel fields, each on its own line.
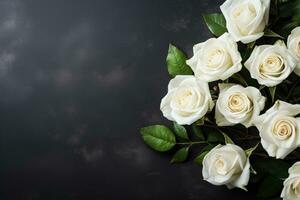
left=278, top=0, right=290, bottom=3
left=166, top=44, right=193, bottom=77
left=250, top=174, right=263, bottom=184
left=242, top=41, right=256, bottom=61
left=202, top=144, right=215, bottom=152
left=281, top=21, right=299, bottom=36
left=223, top=79, right=229, bottom=83
left=269, top=86, right=277, bottom=103
left=264, top=28, right=284, bottom=39
left=194, top=145, right=215, bottom=165
left=259, top=85, right=266, bottom=91
left=294, top=85, right=300, bottom=97
left=171, top=147, right=189, bottom=163
left=245, top=143, right=259, bottom=157
left=205, top=127, right=224, bottom=143
left=140, top=125, right=176, bottom=152
left=278, top=0, right=300, bottom=20
left=194, top=117, right=205, bottom=126
left=230, top=73, right=248, bottom=86
left=192, top=125, right=205, bottom=140
left=203, top=13, right=227, bottom=36
left=204, top=116, right=214, bottom=124
left=257, top=176, right=283, bottom=198
left=253, top=159, right=290, bottom=179
left=194, top=151, right=209, bottom=165
left=221, top=131, right=234, bottom=144
left=248, top=41, right=256, bottom=49
left=173, top=122, right=189, bottom=140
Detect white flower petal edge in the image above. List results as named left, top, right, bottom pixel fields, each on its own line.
left=281, top=162, right=300, bottom=200
left=160, top=75, right=214, bottom=125
left=220, top=0, right=270, bottom=44
left=202, top=144, right=250, bottom=191
left=245, top=42, right=297, bottom=87
left=287, top=26, right=300, bottom=76
left=215, top=84, right=266, bottom=128
left=186, top=33, right=242, bottom=82
left=253, top=100, right=300, bottom=159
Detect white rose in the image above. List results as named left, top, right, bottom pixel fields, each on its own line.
left=281, top=162, right=300, bottom=200
left=160, top=75, right=214, bottom=125
left=215, top=84, right=266, bottom=128
left=245, top=42, right=297, bottom=87
left=220, top=0, right=270, bottom=44
left=287, top=26, right=300, bottom=76
left=253, top=101, right=300, bottom=159
left=186, top=33, right=242, bottom=82
left=202, top=144, right=250, bottom=190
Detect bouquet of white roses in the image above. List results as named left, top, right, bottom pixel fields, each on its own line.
left=140, top=0, right=300, bottom=199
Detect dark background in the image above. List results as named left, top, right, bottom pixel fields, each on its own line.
left=0, top=0, right=279, bottom=199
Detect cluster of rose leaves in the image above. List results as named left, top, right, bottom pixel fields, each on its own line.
left=140, top=0, right=300, bottom=199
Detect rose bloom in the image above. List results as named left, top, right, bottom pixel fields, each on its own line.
left=287, top=26, right=300, bottom=76
left=186, top=33, right=242, bottom=82
left=220, top=0, right=270, bottom=44
left=281, top=162, right=300, bottom=200
left=160, top=75, right=214, bottom=125
left=253, top=101, right=300, bottom=159
left=202, top=144, right=250, bottom=190
left=215, top=84, right=266, bottom=128
left=245, top=42, right=297, bottom=87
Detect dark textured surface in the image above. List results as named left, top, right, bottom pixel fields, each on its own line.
left=0, top=0, right=279, bottom=199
